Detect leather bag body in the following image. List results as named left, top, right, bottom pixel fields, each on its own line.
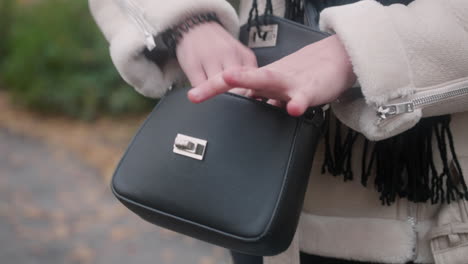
left=112, top=14, right=328, bottom=256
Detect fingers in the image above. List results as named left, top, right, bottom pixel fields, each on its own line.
left=197, top=47, right=254, bottom=89
left=189, top=67, right=310, bottom=117
left=228, top=88, right=251, bottom=97
left=188, top=66, right=255, bottom=103
left=222, top=50, right=244, bottom=71
left=187, top=50, right=255, bottom=102
left=223, top=68, right=286, bottom=91
left=181, top=61, right=207, bottom=87
left=184, top=54, right=241, bottom=88
left=190, top=66, right=294, bottom=104
left=287, top=94, right=309, bottom=117
left=267, top=99, right=286, bottom=108
left=203, top=61, right=224, bottom=79
left=240, top=48, right=258, bottom=68
left=224, top=48, right=257, bottom=98
left=223, top=68, right=291, bottom=101
left=188, top=73, right=232, bottom=103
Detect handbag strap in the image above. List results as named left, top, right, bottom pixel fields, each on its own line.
left=248, top=0, right=274, bottom=19
left=247, top=0, right=274, bottom=40
left=248, top=0, right=306, bottom=22
left=248, top=0, right=309, bottom=40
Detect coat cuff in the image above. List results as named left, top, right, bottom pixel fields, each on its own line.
left=319, top=0, right=468, bottom=140
left=320, top=0, right=413, bottom=105
left=90, top=0, right=239, bottom=98
left=319, top=0, right=418, bottom=140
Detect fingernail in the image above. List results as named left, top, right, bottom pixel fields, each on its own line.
left=188, top=89, right=202, bottom=102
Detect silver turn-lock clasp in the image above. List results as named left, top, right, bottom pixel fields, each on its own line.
left=173, top=134, right=207, bottom=160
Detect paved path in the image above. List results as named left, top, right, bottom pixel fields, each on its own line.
left=0, top=128, right=231, bottom=264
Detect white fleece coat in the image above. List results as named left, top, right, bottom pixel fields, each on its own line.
left=89, top=0, right=468, bottom=263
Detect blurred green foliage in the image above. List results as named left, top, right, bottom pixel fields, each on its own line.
left=0, top=0, right=153, bottom=120
left=0, top=0, right=13, bottom=63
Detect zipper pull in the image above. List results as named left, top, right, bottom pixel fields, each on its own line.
left=145, top=33, right=156, bottom=51
left=377, top=102, right=414, bottom=120
left=115, top=0, right=157, bottom=51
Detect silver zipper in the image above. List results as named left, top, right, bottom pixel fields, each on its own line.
left=407, top=202, right=418, bottom=262
left=377, top=86, right=468, bottom=120
left=114, top=0, right=157, bottom=50
left=407, top=216, right=418, bottom=261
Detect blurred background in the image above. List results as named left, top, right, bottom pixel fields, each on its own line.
left=0, top=0, right=240, bottom=263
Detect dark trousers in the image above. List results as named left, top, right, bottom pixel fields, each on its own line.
left=231, top=251, right=420, bottom=264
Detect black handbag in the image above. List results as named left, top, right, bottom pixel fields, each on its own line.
left=111, top=1, right=329, bottom=256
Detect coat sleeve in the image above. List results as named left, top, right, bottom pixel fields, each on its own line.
left=89, top=0, right=239, bottom=98
left=319, top=0, right=468, bottom=141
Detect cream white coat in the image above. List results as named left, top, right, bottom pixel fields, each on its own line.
left=89, top=0, right=468, bottom=263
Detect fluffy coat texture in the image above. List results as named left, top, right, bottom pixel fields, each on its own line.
left=89, top=0, right=468, bottom=263
left=88, top=0, right=239, bottom=98
left=320, top=0, right=468, bottom=140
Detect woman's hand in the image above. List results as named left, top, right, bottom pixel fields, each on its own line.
left=188, top=35, right=357, bottom=116
left=176, top=22, right=257, bottom=95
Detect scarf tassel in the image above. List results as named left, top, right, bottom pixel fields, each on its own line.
left=322, top=113, right=468, bottom=206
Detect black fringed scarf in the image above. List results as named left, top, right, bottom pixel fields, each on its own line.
left=321, top=113, right=468, bottom=206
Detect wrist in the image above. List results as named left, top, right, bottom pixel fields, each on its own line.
left=160, top=13, right=222, bottom=57
left=327, top=35, right=357, bottom=89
